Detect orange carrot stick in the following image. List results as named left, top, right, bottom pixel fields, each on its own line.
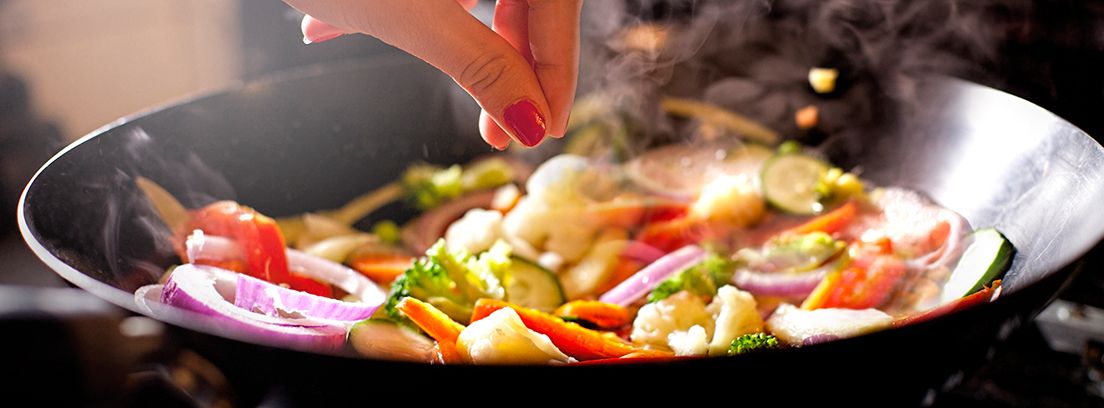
left=433, top=340, right=465, bottom=365
left=785, top=200, right=857, bottom=236
left=554, top=300, right=632, bottom=329
left=395, top=297, right=465, bottom=345
left=471, top=299, right=671, bottom=361
left=349, top=254, right=415, bottom=284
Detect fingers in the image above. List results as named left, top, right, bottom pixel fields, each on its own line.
left=479, top=111, right=512, bottom=150
left=299, top=0, right=479, bottom=44
left=285, top=0, right=550, bottom=147
left=492, top=0, right=581, bottom=137
left=524, top=0, right=583, bottom=137
left=301, top=15, right=348, bottom=44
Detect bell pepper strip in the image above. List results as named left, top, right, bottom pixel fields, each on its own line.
left=801, top=253, right=906, bottom=310
left=783, top=200, right=857, bottom=236
left=395, top=297, right=465, bottom=345
left=554, top=300, right=632, bottom=330
left=588, top=196, right=689, bottom=229
left=288, top=274, right=333, bottom=298
left=470, top=299, right=671, bottom=361
left=637, top=217, right=716, bottom=253
left=349, top=254, right=416, bottom=284
left=892, top=281, right=1000, bottom=328
left=176, top=201, right=293, bottom=286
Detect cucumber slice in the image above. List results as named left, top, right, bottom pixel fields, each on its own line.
left=761, top=153, right=830, bottom=215
left=940, top=228, right=1015, bottom=304
left=348, top=319, right=437, bottom=362
left=505, top=257, right=566, bottom=312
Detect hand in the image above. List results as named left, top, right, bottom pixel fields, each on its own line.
left=284, top=0, right=583, bottom=149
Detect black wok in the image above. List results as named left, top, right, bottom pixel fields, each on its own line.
left=19, top=56, right=1104, bottom=405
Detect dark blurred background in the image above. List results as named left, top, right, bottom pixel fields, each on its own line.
left=0, top=1, right=1102, bottom=405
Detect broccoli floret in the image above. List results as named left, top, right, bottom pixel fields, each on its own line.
left=401, top=159, right=514, bottom=210
left=385, top=239, right=510, bottom=323
left=461, top=158, right=514, bottom=191
left=647, top=253, right=734, bottom=303
left=402, top=164, right=464, bottom=210
left=727, top=333, right=781, bottom=356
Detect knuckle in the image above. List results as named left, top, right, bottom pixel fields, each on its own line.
left=458, top=53, right=511, bottom=96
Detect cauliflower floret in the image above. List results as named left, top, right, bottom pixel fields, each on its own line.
left=630, top=291, right=713, bottom=350
left=542, top=212, right=598, bottom=262
left=445, top=209, right=503, bottom=254
left=457, top=308, right=573, bottom=365
left=690, top=175, right=765, bottom=227
left=705, top=285, right=764, bottom=356
left=668, top=325, right=710, bottom=356
left=501, top=197, right=598, bottom=262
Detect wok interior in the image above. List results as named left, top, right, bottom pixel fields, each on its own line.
left=20, top=57, right=1104, bottom=347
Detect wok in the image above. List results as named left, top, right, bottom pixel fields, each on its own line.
left=19, top=55, right=1104, bottom=405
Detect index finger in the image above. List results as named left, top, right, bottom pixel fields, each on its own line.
left=526, top=0, right=583, bottom=137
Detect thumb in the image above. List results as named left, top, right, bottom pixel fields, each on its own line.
left=286, top=0, right=550, bottom=147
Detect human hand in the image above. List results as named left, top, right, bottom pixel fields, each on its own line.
left=284, top=0, right=583, bottom=149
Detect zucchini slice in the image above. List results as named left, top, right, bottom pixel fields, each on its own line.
left=940, top=228, right=1015, bottom=304
left=761, top=153, right=830, bottom=215
left=505, top=257, right=566, bottom=312
left=348, top=319, right=436, bottom=362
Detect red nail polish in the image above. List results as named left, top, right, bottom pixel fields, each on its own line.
left=503, top=100, right=546, bottom=147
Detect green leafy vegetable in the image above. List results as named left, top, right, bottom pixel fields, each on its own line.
left=647, top=253, right=735, bottom=303
left=401, top=158, right=514, bottom=210
left=385, top=239, right=511, bottom=323
left=727, top=333, right=781, bottom=356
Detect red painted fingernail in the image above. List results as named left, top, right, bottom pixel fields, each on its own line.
left=503, top=100, right=546, bottom=147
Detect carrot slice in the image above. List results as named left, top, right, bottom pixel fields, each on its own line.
left=554, top=300, right=632, bottom=329
left=349, top=254, right=415, bottom=284
left=784, top=200, right=857, bottom=236
left=434, top=340, right=465, bottom=365
left=395, top=297, right=465, bottom=345
left=471, top=299, right=671, bottom=361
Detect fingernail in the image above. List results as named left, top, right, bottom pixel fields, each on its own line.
left=503, top=100, right=546, bottom=147
left=303, top=32, right=343, bottom=45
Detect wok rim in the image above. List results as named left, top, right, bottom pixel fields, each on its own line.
left=17, top=61, right=1104, bottom=363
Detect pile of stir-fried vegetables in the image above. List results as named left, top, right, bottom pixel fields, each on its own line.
left=136, top=131, right=1013, bottom=365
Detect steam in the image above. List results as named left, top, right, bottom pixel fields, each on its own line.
left=95, top=128, right=235, bottom=289
left=577, top=0, right=1010, bottom=150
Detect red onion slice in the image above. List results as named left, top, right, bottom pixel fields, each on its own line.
left=185, top=231, right=386, bottom=305
left=160, top=264, right=347, bottom=351
left=134, top=284, right=164, bottom=315
left=599, top=245, right=705, bottom=306
left=801, top=333, right=840, bottom=346
left=286, top=248, right=386, bottom=306
left=234, top=273, right=377, bottom=321
left=731, top=268, right=829, bottom=298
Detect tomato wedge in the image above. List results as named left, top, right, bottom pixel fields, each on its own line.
left=173, top=201, right=334, bottom=295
